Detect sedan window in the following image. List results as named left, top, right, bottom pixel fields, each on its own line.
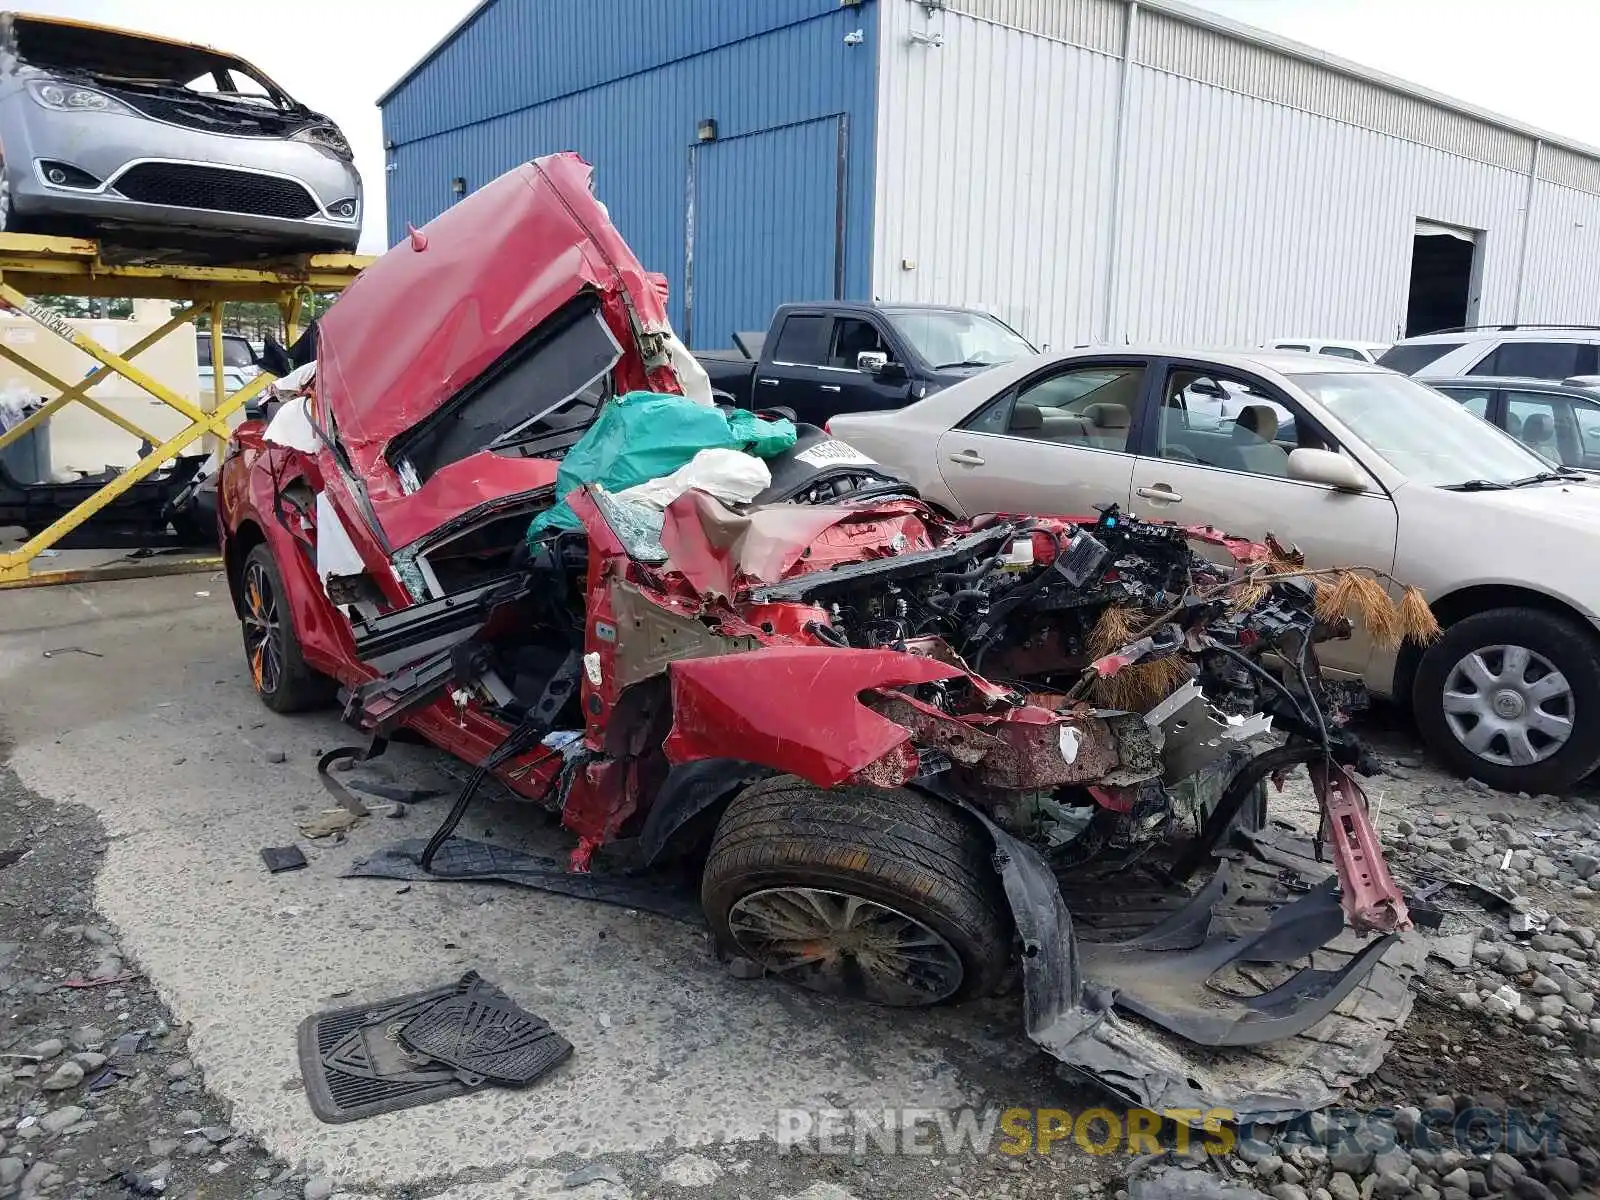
left=964, top=364, right=1142, bottom=451
left=1320, top=346, right=1365, bottom=360
left=1158, top=370, right=1300, bottom=477
left=391, top=294, right=620, bottom=481
left=1574, top=403, right=1600, bottom=451
left=1504, top=391, right=1578, bottom=466
left=1435, top=387, right=1493, bottom=419
left=195, top=336, right=254, bottom=369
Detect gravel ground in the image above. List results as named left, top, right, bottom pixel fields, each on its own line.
left=0, top=754, right=280, bottom=1200
left=1189, top=718, right=1600, bottom=1200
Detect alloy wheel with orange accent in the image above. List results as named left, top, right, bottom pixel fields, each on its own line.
left=237, top=542, right=335, bottom=714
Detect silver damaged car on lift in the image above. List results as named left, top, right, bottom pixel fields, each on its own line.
left=0, top=12, right=361, bottom=255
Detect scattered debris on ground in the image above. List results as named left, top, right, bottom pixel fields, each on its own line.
left=1122, top=735, right=1600, bottom=1200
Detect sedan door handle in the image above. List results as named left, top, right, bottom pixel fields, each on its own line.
left=948, top=449, right=986, bottom=466
left=1136, top=485, right=1182, bottom=503
left=757, top=377, right=779, bottom=386
left=820, top=384, right=841, bottom=393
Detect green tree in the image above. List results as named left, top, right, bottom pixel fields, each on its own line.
left=180, top=292, right=339, bottom=343
left=29, top=294, right=132, bottom=319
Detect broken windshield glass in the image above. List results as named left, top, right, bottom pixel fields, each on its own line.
left=590, top=487, right=668, bottom=563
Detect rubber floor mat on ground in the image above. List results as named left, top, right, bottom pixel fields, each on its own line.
left=297, top=971, right=570, bottom=1123
left=399, top=974, right=572, bottom=1084
left=345, top=836, right=704, bottom=923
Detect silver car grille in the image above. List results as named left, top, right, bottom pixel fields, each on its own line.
left=112, top=163, right=320, bottom=220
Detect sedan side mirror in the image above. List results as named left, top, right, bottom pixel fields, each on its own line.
left=857, top=350, right=889, bottom=374
left=1288, top=448, right=1368, bottom=492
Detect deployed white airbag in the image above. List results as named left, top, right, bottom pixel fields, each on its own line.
left=614, top=447, right=770, bottom=509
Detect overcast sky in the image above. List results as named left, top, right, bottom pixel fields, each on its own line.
left=25, top=0, right=1600, bottom=255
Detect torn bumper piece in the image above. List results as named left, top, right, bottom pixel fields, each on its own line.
left=1075, top=875, right=1397, bottom=1048
left=971, top=805, right=1413, bottom=1126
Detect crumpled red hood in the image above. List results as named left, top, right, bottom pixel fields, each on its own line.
left=313, top=153, right=671, bottom=480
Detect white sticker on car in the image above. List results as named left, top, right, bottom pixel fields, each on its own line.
left=794, top=439, right=876, bottom=468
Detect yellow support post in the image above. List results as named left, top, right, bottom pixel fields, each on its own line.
left=0, top=232, right=371, bottom=586
left=207, top=301, right=226, bottom=457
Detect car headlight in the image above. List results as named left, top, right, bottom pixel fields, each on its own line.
left=29, top=80, right=130, bottom=115
left=293, top=123, right=354, bottom=161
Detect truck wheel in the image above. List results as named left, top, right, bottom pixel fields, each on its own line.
left=1413, top=606, right=1600, bottom=794
left=701, top=777, right=1011, bottom=1007
left=240, top=542, right=335, bottom=714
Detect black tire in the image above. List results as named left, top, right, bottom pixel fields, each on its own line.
left=701, top=777, right=1011, bottom=1006
left=239, top=542, right=336, bottom=714
left=1412, top=606, right=1600, bottom=794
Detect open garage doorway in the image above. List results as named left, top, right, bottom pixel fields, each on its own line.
left=1405, top=220, right=1480, bottom=336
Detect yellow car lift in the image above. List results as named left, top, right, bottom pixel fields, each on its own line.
left=0, top=232, right=372, bottom=588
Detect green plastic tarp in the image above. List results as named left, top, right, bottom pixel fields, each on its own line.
left=527, top=391, right=796, bottom=541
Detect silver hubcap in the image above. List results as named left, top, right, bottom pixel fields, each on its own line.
left=725, top=886, right=965, bottom=1007
left=1442, top=644, right=1573, bottom=767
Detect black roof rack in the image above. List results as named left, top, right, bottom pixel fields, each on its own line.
left=1421, top=323, right=1600, bottom=335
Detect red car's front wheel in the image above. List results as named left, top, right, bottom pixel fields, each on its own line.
left=240, top=542, right=335, bottom=713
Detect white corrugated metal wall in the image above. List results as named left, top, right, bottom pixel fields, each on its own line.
left=871, top=0, right=1600, bottom=349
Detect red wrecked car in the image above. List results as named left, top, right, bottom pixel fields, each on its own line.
left=218, top=154, right=1419, bottom=1125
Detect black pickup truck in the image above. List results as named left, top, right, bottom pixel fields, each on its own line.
left=695, top=301, right=1037, bottom=426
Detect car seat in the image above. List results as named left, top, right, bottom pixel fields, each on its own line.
left=1230, top=405, right=1290, bottom=476
left=1081, top=403, right=1130, bottom=448
left=1013, top=399, right=1094, bottom=443
left=1010, top=401, right=1045, bottom=435
left=1520, top=412, right=1558, bottom=459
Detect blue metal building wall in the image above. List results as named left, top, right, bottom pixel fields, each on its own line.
left=380, top=0, right=879, bottom=345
